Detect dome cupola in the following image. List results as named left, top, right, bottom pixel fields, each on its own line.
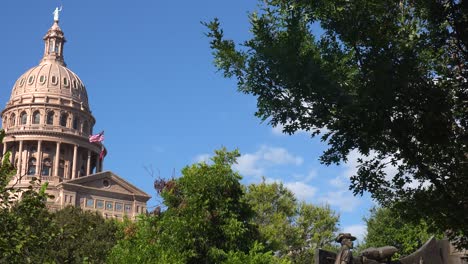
left=1, top=9, right=104, bottom=182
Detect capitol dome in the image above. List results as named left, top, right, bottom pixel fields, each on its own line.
left=0, top=10, right=149, bottom=218
left=6, top=20, right=89, bottom=111
left=1, top=17, right=101, bottom=182
left=10, top=63, right=89, bottom=110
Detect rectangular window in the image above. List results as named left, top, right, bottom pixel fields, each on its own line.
left=115, top=203, right=123, bottom=212
left=64, top=195, right=68, bottom=203
left=136, top=205, right=140, bottom=213
left=125, top=204, right=132, bottom=213
left=86, top=199, right=94, bottom=208
left=96, top=200, right=104, bottom=209
left=105, top=201, right=113, bottom=211
left=69, top=196, right=73, bottom=203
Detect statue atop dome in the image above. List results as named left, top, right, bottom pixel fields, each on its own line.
left=53, top=6, right=62, bottom=22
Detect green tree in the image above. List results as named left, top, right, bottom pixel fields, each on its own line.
left=47, top=206, right=119, bottom=263
left=206, top=0, right=468, bottom=248
left=109, top=148, right=279, bottom=263
left=245, top=180, right=299, bottom=254
left=245, top=180, right=339, bottom=263
left=363, top=207, right=441, bottom=258
left=0, top=129, right=55, bottom=263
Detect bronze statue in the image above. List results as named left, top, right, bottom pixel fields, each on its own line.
left=335, top=233, right=357, bottom=264
left=316, top=234, right=465, bottom=264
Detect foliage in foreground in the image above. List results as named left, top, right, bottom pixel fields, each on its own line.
left=0, top=130, right=54, bottom=262
left=206, top=0, right=468, bottom=248
left=245, top=180, right=339, bottom=263
left=362, top=207, right=442, bottom=259
left=109, top=148, right=276, bottom=263
left=48, top=206, right=119, bottom=263
left=0, top=130, right=118, bottom=263
left=110, top=148, right=340, bottom=264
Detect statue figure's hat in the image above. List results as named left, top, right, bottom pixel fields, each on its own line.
left=335, top=233, right=357, bottom=243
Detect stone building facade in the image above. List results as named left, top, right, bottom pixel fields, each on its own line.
left=1, top=16, right=150, bottom=220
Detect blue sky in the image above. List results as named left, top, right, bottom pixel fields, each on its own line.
left=0, top=1, right=373, bottom=241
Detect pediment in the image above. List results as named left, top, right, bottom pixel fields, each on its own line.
left=61, top=171, right=150, bottom=199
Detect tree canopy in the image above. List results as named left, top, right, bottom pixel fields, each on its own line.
left=362, top=207, right=441, bottom=258
left=206, top=0, right=468, bottom=248
left=0, top=130, right=118, bottom=263
left=109, top=148, right=285, bottom=263
left=110, top=149, right=340, bottom=263
left=245, top=180, right=339, bottom=263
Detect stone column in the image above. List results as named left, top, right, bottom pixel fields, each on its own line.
left=9, top=145, right=15, bottom=164
left=17, top=141, right=23, bottom=176
left=54, top=142, right=61, bottom=177
left=2, top=142, right=6, bottom=155
left=36, top=141, right=42, bottom=176
left=86, top=150, right=91, bottom=175
left=72, top=145, right=78, bottom=179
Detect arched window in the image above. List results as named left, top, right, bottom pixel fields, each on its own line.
left=9, top=113, right=16, bottom=127
left=73, top=117, right=79, bottom=130
left=28, top=158, right=37, bottom=175
left=20, top=111, right=27, bottom=125
left=42, top=158, right=52, bottom=176
left=60, top=113, right=68, bottom=127
left=32, top=111, right=41, bottom=124
left=47, top=111, right=54, bottom=125
left=83, top=121, right=89, bottom=136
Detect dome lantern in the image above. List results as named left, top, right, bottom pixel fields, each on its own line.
left=40, top=12, right=66, bottom=66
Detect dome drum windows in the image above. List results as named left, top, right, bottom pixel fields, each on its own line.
left=47, top=111, right=54, bottom=125
left=63, top=78, right=69, bottom=87
left=32, top=111, right=41, bottom=125
left=60, top=113, right=68, bottom=127
left=73, top=117, right=79, bottom=130
left=20, top=111, right=28, bottom=125
left=83, top=121, right=89, bottom=136
left=19, top=78, right=25, bottom=87
left=9, top=113, right=16, bottom=127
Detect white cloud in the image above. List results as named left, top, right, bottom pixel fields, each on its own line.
left=265, top=178, right=318, bottom=202
left=342, top=224, right=367, bottom=243
left=234, top=153, right=263, bottom=177
left=329, top=175, right=347, bottom=189
left=194, top=153, right=211, bottom=164
left=233, top=145, right=304, bottom=178
left=272, top=125, right=284, bottom=135
left=341, top=149, right=400, bottom=180
left=292, top=169, right=318, bottom=183
left=306, top=169, right=318, bottom=180
left=261, top=146, right=303, bottom=165
left=318, top=190, right=362, bottom=212
left=284, top=181, right=317, bottom=201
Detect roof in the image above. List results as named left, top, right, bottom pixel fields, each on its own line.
left=58, top=171, right=151, bottom=202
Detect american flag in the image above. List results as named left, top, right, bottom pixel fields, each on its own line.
left=99, top=145, right=106, bottom=160
left=89, top=131, right=104, bottom=143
